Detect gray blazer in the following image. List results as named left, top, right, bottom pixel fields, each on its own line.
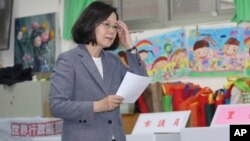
left=49, top=44, right=147, bottom=141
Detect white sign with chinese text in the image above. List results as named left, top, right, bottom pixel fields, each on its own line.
left=132, top=111, right=190, bottom=134
left=0, top=117, right=62, bottom=141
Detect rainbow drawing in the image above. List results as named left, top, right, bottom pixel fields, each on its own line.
left=135, top=39, right=153, bottom=49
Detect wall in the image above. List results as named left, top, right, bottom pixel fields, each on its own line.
left=0, top=0, right=229, bottom=92
left=0, top=0, right=61, bottom=67
left=0, top=0, right=238, bottom=116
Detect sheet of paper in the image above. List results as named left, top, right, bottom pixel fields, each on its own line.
left=117, top=72, right=152, bottom=103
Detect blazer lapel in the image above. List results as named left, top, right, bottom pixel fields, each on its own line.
left=77, top=45, right=108, bottom=94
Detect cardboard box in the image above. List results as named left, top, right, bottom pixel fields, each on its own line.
left=126, top=133, right=180, bottom=141
left=32, top=136, right=61, bottom=141
left=181, top=126, right=229, bottom=141
left=33, top=134, right=179, bottom=141
left=126, top=134, right=155, bottom=141
left=155, top=133, right=180, bottom=141
left=121, top=113, right=139, bottom=134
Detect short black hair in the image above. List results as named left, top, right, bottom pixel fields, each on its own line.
left=71, top=1, right=119, bottom=50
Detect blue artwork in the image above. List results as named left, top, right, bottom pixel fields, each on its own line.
left=115, top=29, right=189, bottom=82
left=14, top=13, right=56, bottom=73
left=187, top=26, right=246, bottom=76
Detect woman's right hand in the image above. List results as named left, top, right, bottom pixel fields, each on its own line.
left=94, top=95, right=124, bottom=112
left=117, top=21, right=133, bottom=50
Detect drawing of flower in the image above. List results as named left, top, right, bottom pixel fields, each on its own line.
left=14, top=13, right=56, bottom=73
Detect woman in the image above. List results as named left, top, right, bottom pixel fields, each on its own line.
left=49, top=1, right=147, bottom=141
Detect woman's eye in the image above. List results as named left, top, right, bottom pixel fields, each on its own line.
left=102, top=23, right=110, bottom=27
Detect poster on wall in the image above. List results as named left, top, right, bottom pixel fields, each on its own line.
left=243, top=25, right=250, bottom=75
left=114, top=29, right=189, bottom=82
left=186, top=25, right=246, bottom=76
left=14, top=13, right=56, bottom=74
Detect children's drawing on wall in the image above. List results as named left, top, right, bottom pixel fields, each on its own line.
left=114, top=29, right=189, bottom=82
left=243, top=25, right=250, bottom=75
left=187, top=26, right=246, bottom=76
left=14, top=13, right=56, bottom=74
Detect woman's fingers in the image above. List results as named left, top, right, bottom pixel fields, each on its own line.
left=117, top=21, right=133, bottom=49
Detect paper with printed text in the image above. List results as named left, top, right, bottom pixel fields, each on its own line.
left=117, top=72, right=152, bottom=103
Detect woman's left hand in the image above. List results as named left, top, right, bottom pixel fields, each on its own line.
left=117, top=21, right=133, bottom=49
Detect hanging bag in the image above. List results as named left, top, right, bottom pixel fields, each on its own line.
left=234, top=77, right=250, bottom=103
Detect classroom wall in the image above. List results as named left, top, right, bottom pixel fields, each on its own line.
left=0, top=0, right=229, bottom=91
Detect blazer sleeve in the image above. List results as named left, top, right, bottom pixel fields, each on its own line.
left=49, top=53, right=94, bottom=122
left=125, top=51, right=148, bottom=76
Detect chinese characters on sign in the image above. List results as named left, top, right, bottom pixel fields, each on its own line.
left=143, top=118, right=180, bottom=128
left=211, top=104, right=250, bottom=126
left=132, top=111, right=190, bottom=134
left=11, top=119, right=62, bottom=137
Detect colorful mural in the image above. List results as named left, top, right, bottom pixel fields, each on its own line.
left=187, top=26, right=246, bottom=76
left=115, top=29, right=189, bottom=82
left=243, top=25, right=250, bottom=75
left=114, top=24, right=250, bottom=81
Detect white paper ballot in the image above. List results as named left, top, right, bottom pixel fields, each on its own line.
left=117, top=72, right=152, bottom=103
